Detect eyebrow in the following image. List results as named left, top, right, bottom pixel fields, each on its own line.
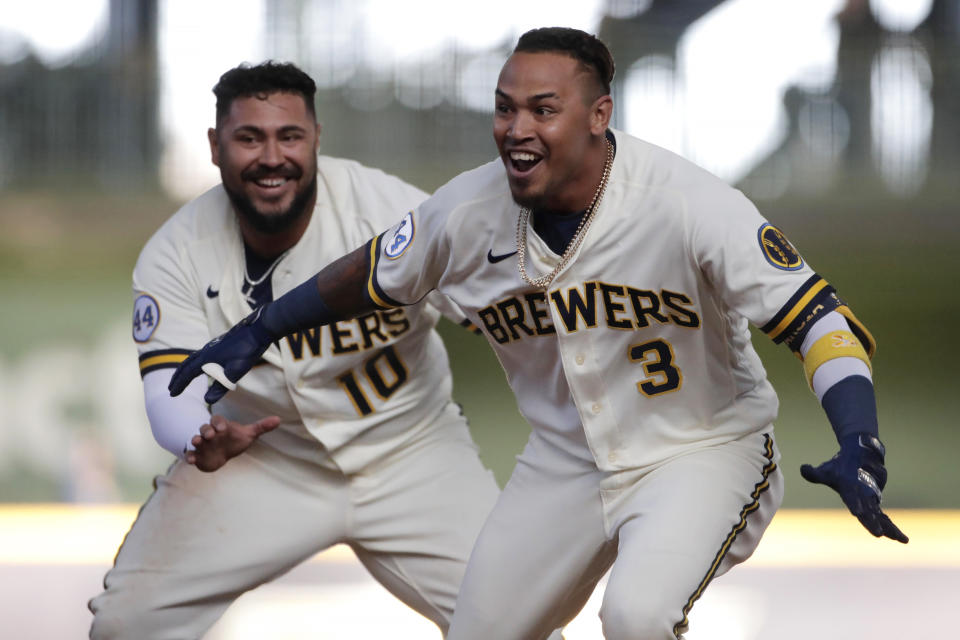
left=232, top=124, right=307, bottom=135
left=495, top=88, right=559, bottom=101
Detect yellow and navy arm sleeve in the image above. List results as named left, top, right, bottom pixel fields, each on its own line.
left=772, top=288, right=880, bottom=441
left=833, top=304, right=876, bottom=358
left=759, top=274, right=843, bottom=353
left=138, top=348, right=192, bottom=379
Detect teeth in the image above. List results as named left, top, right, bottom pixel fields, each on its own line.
left=510, top=152, right=538, bottom=162
left=256, top=178, right=287, bottom=187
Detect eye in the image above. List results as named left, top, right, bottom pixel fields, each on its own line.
left=495, top=103, right=512, bottom=114
left=535, top=106, right=554, bottom=116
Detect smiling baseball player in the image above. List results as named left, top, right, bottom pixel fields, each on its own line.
left=169, top=30, right=907, bottom=639
left=88, top=62, right=500, bottom=639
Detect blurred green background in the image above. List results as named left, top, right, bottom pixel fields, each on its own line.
left=0, top=0, right=957, bottom=508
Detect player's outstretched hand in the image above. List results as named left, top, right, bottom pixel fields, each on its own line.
left=801, top=433, right=908, bottom=543
left=169, top=305, right=275, bottom=404
left=186, top=414, right=281, bottom=472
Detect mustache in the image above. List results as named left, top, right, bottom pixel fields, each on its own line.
left=241, top=164, right=302, bottom=181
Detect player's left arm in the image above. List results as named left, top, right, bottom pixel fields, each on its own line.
left=424, top=290, right=483, bottom=336
left=774, top=300, right=908, bottom=543
left=691, top=189, right=907, bottom=543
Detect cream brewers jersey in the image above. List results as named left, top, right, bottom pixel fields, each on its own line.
left=368, top=130, right=847, bottom=470
left=133, top=156, right=461, bottom=473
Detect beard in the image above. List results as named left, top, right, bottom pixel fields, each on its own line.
left=224, top=169, right=318, bottom=235
left=510, top=190, right=546, bottom=210
left=507, top=177, right=550, bottom=211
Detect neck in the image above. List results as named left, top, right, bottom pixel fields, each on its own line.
left=239, top=207, right=312, bottom=260
left=544, top=136, right=610, bottom=214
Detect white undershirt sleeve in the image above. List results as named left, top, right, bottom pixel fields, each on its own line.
left=799, top=310, right=872, bottom=402
left=142, top=368, right=211, bottom=459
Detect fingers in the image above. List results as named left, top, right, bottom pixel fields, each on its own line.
left=191, top=419, right=224, bottom=446
left=877, top=512, right=909, bottom=544
left=253, top=416, right=281, bottom=436
left=168, top=353, right=201, bottom=396
left=185, top=418, right=229, bottom=472
left=855, top=507, right=885, bottom=537
left=856, top=507, right=909, bottom=543
left=201, top=362, right=237, bottom=391
left=849, top=493, right=909, bottom=543
left=799, top=462, right=832, bottom=486
left=204, top=381, right=231, bottom=405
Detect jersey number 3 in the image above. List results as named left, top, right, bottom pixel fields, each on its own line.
left=628, top=339, right=683, bottom=396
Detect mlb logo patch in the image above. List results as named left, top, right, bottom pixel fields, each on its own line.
left=385, top=211, right=415, bottom=259
left=757, top=223, right=804, bottom=271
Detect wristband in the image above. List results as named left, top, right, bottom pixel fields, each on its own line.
left=821, top=375, right=879, bottom=441
left=261, top=277, right=334, bottom=337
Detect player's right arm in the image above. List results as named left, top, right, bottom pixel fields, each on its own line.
left=170, top=169, right=470, bottom=403
left=169, top=243, right=379, bottom=404
left=133, top=208, right=217, bottom=458
left=142, top=368, right=210, bottom=458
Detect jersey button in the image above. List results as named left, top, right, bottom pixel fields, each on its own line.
left=295, top=379, right=305, bottom=390
left=575, top=354, right=585, bottom=365
left=591, top=402, right=601, bottom=414
left=607, top=452, right=617, bottom=463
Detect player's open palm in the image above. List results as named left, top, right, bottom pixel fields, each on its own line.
left=186, top=414, right=281, bottom=472
left=800, top=433, right=908, bottom=543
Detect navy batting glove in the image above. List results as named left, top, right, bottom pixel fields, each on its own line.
left=800, top=433, right=908, bottom=543
left=169, top=305, right=275, bottom=405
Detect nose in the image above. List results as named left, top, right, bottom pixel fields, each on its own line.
left=506, top=110, right=534, bottom=143
left=259, top=137, right=283, bottom=167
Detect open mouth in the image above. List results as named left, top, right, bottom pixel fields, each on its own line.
left=508, top=151, right=542, bottom=174
left=252, top=177, right=289, bottom=189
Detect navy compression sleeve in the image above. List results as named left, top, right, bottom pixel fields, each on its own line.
left=260, top=276, right=336, bottom=338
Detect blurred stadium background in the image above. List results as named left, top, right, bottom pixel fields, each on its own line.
left=1, top=0, right=958, bottom=638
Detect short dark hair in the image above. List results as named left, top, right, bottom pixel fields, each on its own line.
left=212, top=61, right=317, bottom=127
left=514, top=27, right=615, bottom=97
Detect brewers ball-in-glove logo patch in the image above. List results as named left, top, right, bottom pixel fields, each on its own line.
left=757, top=223, right=803, bottom=271
left=384, top=211, right=415, bottom=259
left=133, top=294, right=161, bottom=342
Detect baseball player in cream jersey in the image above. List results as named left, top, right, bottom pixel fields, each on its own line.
left=170, top=31, right=908, bottom=639
left=89, top=62, right=500, bottom=639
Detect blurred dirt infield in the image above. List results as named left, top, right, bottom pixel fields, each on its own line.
left=1, top=505, right=956, bottom=639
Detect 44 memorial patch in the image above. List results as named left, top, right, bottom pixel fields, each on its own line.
left=757, top=223, right=804, bottom=271
left=133, top=293, right=160, bottom=342
left=384, top=211, right=414, bottom=259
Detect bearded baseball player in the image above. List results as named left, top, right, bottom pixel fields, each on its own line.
left=169, top=29, right=908, bottom=640
left=88, top=62, right=502, bottom=639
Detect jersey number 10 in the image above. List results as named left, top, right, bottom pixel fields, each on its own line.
left=336, top=345, right=409, bottom=416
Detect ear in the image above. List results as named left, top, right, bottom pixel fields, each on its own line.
left=208, top=128, right=220, bottom=166
left=590, top=95, right=613, bottom=136
left=315, top=122, right=322, bottom=146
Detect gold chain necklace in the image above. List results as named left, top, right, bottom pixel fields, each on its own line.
left=516, top=139, right=614, bottom=288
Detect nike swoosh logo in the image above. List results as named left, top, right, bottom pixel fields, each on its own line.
left=206, top=286, right=220, bottom=299
left=487, top=249, right=518, bottom=264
